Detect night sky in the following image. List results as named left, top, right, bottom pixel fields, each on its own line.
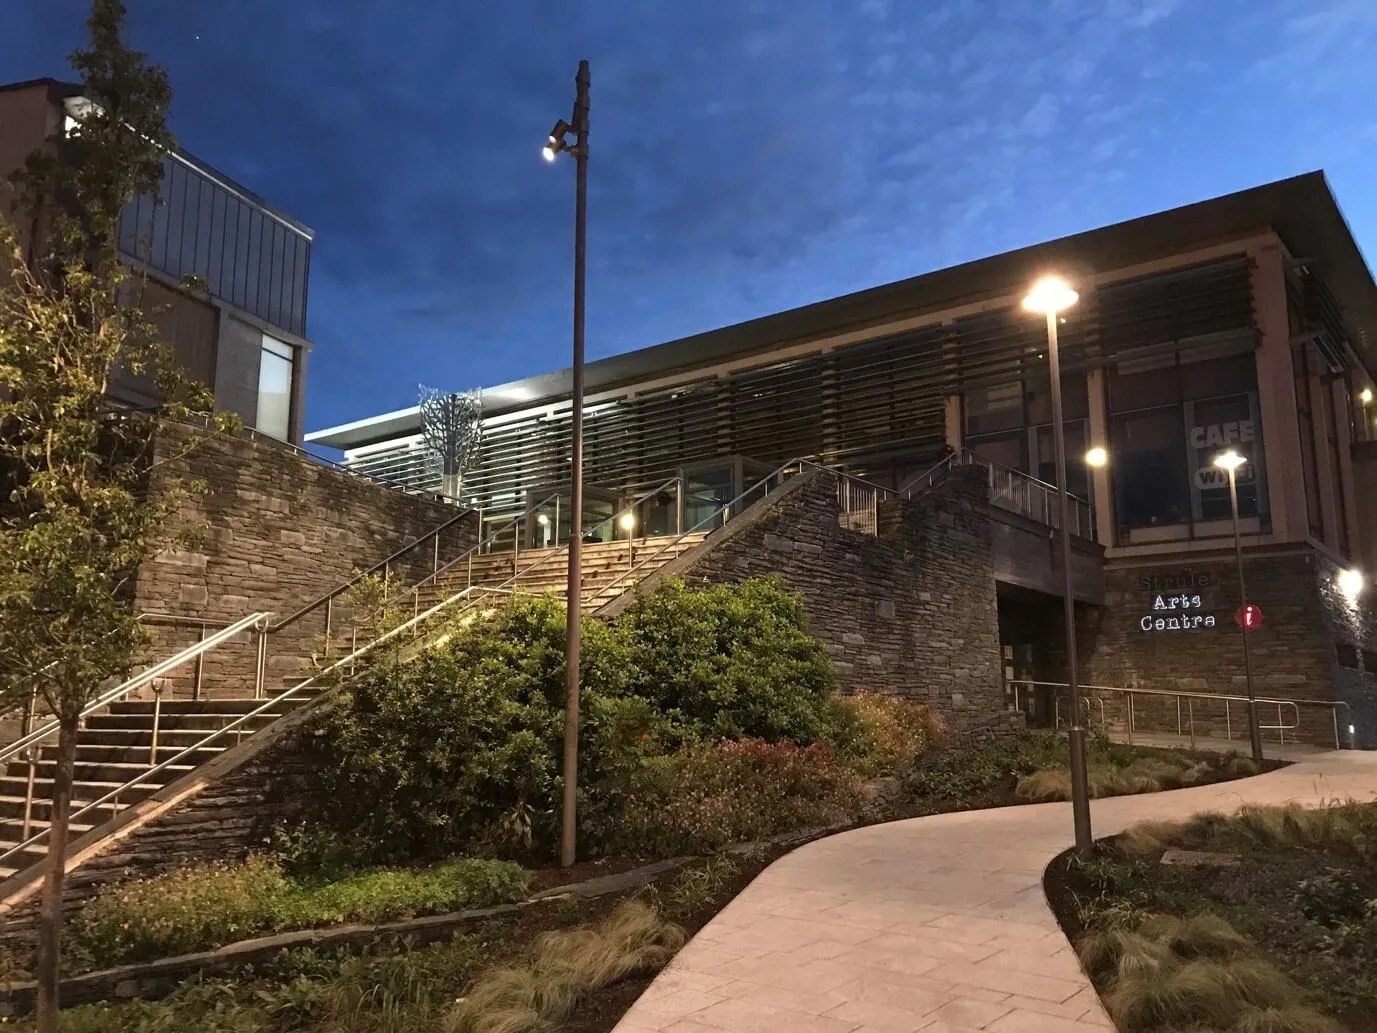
left=6, top=1, right=1376, bottom=437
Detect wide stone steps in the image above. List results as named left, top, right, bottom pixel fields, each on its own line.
left=0, top=696, right=301, bottom=883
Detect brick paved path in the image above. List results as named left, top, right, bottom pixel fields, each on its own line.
left=616, top=750, right=1377, bottom=1033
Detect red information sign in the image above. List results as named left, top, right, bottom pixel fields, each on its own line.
left=1235, top=603, right=1263, bottom=630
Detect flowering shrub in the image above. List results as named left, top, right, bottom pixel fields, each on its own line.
left=70, top=855, right=528, bottom=968
left=603, top=739, right=867, bottom=856
left=831, top=691, right=944, bottom=777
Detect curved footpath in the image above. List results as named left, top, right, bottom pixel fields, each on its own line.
left=615, top=750, right=1377, bottom=1033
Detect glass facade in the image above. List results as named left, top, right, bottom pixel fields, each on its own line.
left=256, top=334, right=294, bottom=441
left=117, top=154, right=311, bottom=337
left=965, top=371, right=1091, bottom=500
left=1107, top=337, right=1267, bottom=540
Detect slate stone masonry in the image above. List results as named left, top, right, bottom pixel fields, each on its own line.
left=134, top=423, right=478, bottom=698
left=1080, top=549, right=1377, bottom=748
left=652, top=468, right=1018, bottom=739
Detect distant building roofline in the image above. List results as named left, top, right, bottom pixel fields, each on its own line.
left=308, top=171, right=1377, bottom=451
left=1, top=76, right=314, bottom=240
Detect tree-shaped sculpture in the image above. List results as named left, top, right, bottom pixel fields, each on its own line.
left=419, top=386, right=482, bottom=501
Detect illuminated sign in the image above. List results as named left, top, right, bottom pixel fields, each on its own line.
left=1137, top=570, right=1217, bottom=631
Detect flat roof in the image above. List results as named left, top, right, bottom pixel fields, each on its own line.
left=309, top=171, right=1377, bottom=450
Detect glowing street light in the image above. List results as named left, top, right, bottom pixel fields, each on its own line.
left=1085, top=446, right=1108, bottom=468
left=1022, top=274, right=1091, bottom=855
left=544, top=63, right=591, bottom=869
left=617, top=511, right=636, bottom=533
left=1214, top=449, right=1263, bottom=763
left=1360, top=387, right=1373, bottom=405
left=1338, top=568, right=1365, bottom=602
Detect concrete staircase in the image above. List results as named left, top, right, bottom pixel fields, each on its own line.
left=415, top=533, right=708, bottom=613
left=0, top=697, right=310, bottom=880
left=0, top=532, right=710, bottom=888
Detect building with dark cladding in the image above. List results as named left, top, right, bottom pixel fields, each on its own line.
left=318, top=173, right=1377, bottom=747
left=0, top=78, right=313, bottom=444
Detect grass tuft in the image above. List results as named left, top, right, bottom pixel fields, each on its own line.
left=1228, top=1005, right=1345, bottom=1033
left=447, top=900, right=685, bottom=1033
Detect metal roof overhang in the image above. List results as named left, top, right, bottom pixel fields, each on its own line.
left=308, top=171, right=1377, bottom=450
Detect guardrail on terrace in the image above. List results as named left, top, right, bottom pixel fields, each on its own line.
left=901, top=448, right=1096, bottom=540
left=1007, top=679, right=1352, bottom=751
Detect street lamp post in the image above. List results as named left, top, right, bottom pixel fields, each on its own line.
left=544, top=59, right=591, bottom=867
left=1022, top=276, right=1093, bottom=855
left=1215, top=449, right=1264, bottom=764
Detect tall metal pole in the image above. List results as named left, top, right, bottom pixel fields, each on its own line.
left=1045, top=310, right=1093, bottom=854
left=1228, top=465, right=1264, bottom=764
left=560, top=59, right=590, bottom=869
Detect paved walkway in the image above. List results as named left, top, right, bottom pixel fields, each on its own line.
left=616, top=750, right=1377, bottom=1033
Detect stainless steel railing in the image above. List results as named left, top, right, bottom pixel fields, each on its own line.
left=590, top=459, right=895, bottom=608
left=0, top=612, right=272, bottom=846
left=902, top=448, right=1095, bottom=539
left=1008, top=679, right=1351, bottom=751
left=0, top=576, right=516, bottom=872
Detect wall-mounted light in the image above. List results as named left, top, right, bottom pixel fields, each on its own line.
left=1085, top=446, right=1108, bottom=468
left=1337, top=567, right=1365, bottom=603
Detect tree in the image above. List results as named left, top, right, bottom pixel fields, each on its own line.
left=0, top=3, right=228, bottom=1026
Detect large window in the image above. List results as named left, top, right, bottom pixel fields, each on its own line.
left=1107, top=339, right=1267, bottom=541
left=965, top=371, right=1090, bottom=499
left=256, top=334, right=294, bottom=441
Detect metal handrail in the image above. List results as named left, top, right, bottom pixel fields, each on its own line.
left=270, top=505, right=477, bottom=632
left=0, top=612, right=272, bottom=772
left=1007, top=679, right=1351, bottom=750
left=0, top=578, right=514, bottom=869
left=413, top=489, right=566, bottom=590
left=591, top=458, right=893, bottom=606
left=904, top=448, right=1094, bottom=537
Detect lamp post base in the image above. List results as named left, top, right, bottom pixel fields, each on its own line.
left=1067, top=724, right=1093, bottom=854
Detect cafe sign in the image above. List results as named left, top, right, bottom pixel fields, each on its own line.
left=1136, top=570, right=1218, bottom=632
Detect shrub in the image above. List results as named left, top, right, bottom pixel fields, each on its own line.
left=446, top=899, right=684, bottom=1033
left=70, top=856, right=528, bottom=967
left=600, top=738, right=866, bottom=856
left=831, top=691, right=943, bottom=777
left=318, top=580, right=842, bottom=862
left=616, top=578, right=840, bottom=743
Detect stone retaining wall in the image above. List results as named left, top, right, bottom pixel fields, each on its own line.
left=1080, top=548, right=1377, bottom=748
left=135, top=423, right=477, bottom=698
left=616, top=468, right=1020, bottom=738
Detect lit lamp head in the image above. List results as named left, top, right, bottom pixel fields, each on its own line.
left=1361, top=387, right=1374, bottom=405
left=1085, top=446, right=1108, bottom=468
left=1338, top=568, right=1365, bottom=602
left=1213, top=450, right=1246, bottom=473
left=617, top=512, right=636, bottom=533
left=1022, top=276, right=1079, bottom=316
left=543, top=119, right=573, bottom=162
left=536, top=513, right=551, bottom=527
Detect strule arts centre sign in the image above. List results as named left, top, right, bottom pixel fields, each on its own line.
left=1137, top=570, right=1218, bottom=632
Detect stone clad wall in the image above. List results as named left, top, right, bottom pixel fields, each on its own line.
left=1080, top=548, right=1377, bottom=747
left=135, top=423, right=478, bottom=698
left=626, top=468, right=1017, bottom=738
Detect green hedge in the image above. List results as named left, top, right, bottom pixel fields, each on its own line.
left=317, top=578, right=873, bottom=862
left=69, top=855, right=528, bottom=968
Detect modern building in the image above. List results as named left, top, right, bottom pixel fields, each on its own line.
left=0, top=78, right=313, bottom=444
left=311, top=172, right=1377, bottom=744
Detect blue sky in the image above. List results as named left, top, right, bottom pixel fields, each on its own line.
left=7, top=1, right=1377, bottom=435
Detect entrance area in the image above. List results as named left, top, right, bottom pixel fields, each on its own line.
left=997, top=583, right=1067, bottom=729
